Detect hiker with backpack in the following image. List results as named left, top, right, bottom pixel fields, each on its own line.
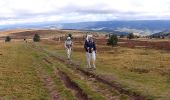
left=84, top=35, right=96, bottom=70
left=64, top=37, right=73, bottom=60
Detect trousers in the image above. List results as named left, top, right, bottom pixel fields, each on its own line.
left=66, top=48, right=72, bottom=59
left=86, top=51, right=96, bottom=68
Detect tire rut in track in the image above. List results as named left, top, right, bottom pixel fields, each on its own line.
left=31, top=43, right=145, bottom=100
left=45, top=58, right=126, bottom=100
left=25, top=43, right=60, bottom=100
left=49, top=53, right=145, bottom=100
left=44, top=56, right=121, bottom=100
left=55, top=68, right=89, bottom=100
left=43, top=58, right=89, bottom=100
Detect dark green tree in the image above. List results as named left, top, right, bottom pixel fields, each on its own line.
left=127, top=33, right=135, bottom=39
left=107, top=34, right=118, bottom=47
left=33, top=34, right=40, bottom=42
left=5, top=36, right=11, bottom=42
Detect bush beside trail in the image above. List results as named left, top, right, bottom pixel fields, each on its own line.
left=33, top=34, right=40, bottom=42
left=107, top=34, right=118, bottom=47
left=127, top=33, right=135, bottom=39
left=5, top=36, right=11, bottom=42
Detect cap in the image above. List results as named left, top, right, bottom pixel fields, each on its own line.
left=67, top=37, right=71, bottom=40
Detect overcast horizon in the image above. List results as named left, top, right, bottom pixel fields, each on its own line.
left=1, top=0, right=170, bottom=26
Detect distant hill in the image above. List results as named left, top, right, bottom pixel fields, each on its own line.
left=150, top=30, right=170, bottom=38
left=0, top=29, right=34, bottom=36
left=0, top=29, right=90, bottom=40
left=1, top=20, right=170, bottom=36
left=59, top=20, right=170, bottom=34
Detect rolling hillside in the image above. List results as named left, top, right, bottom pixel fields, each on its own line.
left=1, top=20, right=170, bottom=36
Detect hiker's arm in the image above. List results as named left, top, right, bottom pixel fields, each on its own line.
left=71, top=41, right=73, bottom=47
left=71, top=41, right=73, bottom=50
left=93, top=42, right=96, bottom=51
left=93, top=42, right=97, bottom=53
left=84, top=41, right=87, bottom=49
left=64, top=41, right=67, bottom=49
left=84, top=41, right=89, bottom=52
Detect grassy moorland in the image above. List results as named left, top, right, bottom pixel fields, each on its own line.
left=0, top=30, right=169, bottom=99
left=0, top=42, right=128, bottom=99
left=39, top=38, right=170, bottom=99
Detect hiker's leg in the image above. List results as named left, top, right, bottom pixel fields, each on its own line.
left=89, top=53, right=93, bottom=68
left=68, top=48, right=71, bottom=59
left=92, top=51, right=96, bottom=68
left=66, top=49, right=68, bottom=58
left=66, top=48, right=70, bottom=59
left=86, top=52, right=91, bottom=68
left=69, top=48, right=72, bottom=58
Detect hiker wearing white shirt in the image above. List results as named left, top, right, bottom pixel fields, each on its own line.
left=84, top=35, right=96, bottom=69
left=64, top=37, right=73, bottom=60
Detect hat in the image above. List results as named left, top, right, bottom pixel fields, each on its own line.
left=87, top=35, right=93, bottom=38
left=86, top=35, right=93, bottom=41
left=67, top=37, right=71, bottom=40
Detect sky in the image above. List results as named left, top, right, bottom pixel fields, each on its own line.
left=1, top=0, right=170, bottom=26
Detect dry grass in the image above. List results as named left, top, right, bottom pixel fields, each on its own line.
left=0, top=42, right=48, bottom=99
left=0, top=30, right=169, bottom=99
left=0, top=29, right=34, bottom=36
left=133, top=38, right=170, bottom=42
left=40, top=39, right=170, bottom=99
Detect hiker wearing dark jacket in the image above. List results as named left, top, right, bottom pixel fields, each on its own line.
left=84, top=40, right=96, bottom=53
left=84, top=35, right=96, bottom=69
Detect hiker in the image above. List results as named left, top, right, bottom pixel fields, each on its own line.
left=24, top=38, right=27, bottom=43
left=84, top=35, right=96, bottom=69
left=64, top=37, right=73, bottom=60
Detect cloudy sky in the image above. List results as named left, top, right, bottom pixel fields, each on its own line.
left=0, top=0, right=170, bottom=26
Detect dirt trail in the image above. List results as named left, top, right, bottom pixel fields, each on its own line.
left=31, top=43, right=145, bottom=100
left=50, top=55, right=144, bottom=100
left=43, top=58, right=89, bottom=100
left=55, top=68, right=89, bottom=100
left=24, top=44, right=60, bottom=100
left=45, top=58, right=121, bottom=100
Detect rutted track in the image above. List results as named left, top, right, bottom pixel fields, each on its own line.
left=43, top=58, right=89, bottom=100
left=30, top=44, right=90, bottom=100
left=34, top=63, right=60, bottom=100
left=25, top=43, right=60, bottom=100
left=55, top=67, right=89, bottom=100
left=44, top=57, right=121, bottom=100
left=31, top=43, right=145, bottom=100
left=49, top=54, right=144, bottom=100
